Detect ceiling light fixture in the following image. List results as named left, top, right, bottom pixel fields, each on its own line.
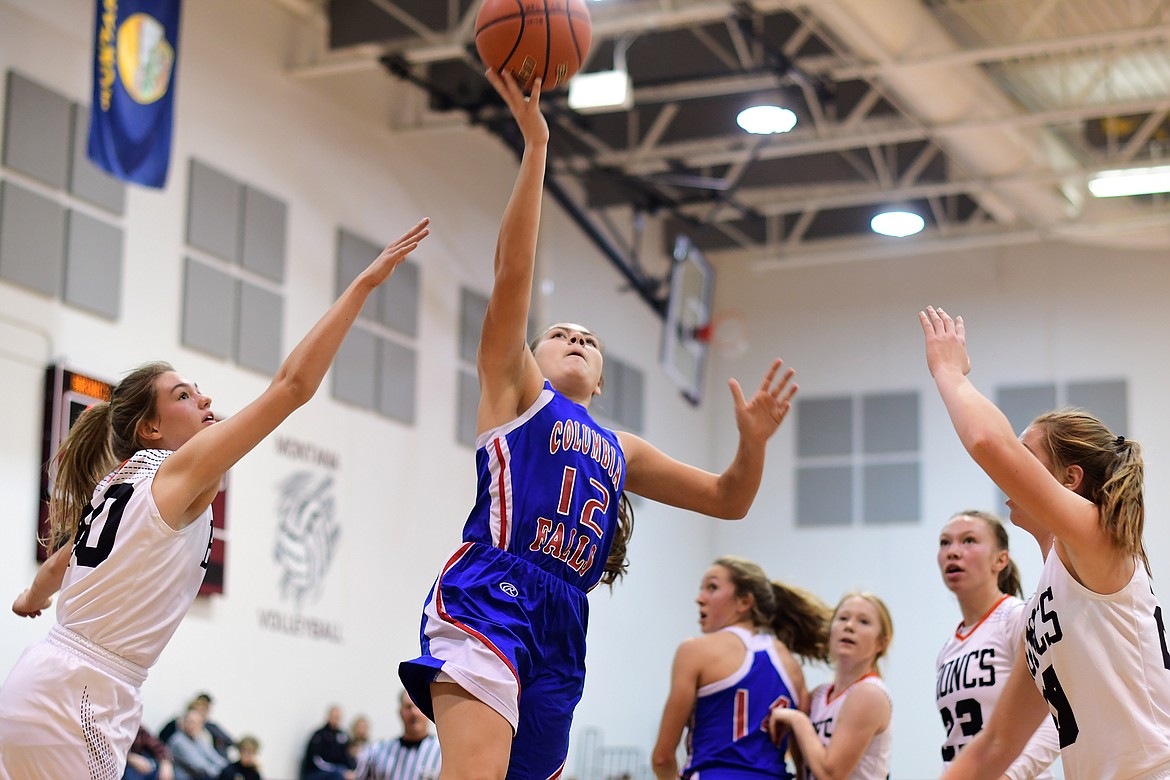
left=1087, top=164, right=1170, bottom=198
left=871, top=210, right=925, bottom=238
left=736, top=105, right=797, bottom=135
left=569, top=34, right=633, bottom=114
left=568, top=70, right=633, bottom=113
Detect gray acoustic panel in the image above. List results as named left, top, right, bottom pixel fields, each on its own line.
left=1067, top=379, right=1128, bottom=436
left=863, top=462, right=920, bottom=524
left=336, top=228, right=383, bottom=323
left=377, top=338, right=417, bottom=423
left=457, top=368, right=480, bottom=447
left=2, top=71, right=72, bottom=188
left=862, top=392, right=919, bottom=454
left=182, top=257, right=238, bottom=359
left=459, top=287, right=488, bottom=363
left=380, top=257, right=420, bottom=337
left=796, top=396, right=853, bottom=457
left=69, top=105, right=125, bottom=214
left=64, top=210, right=122, bottom=318
left=236, top=281, right=283, bottom=375
left=796, top=465, right=853, bottom=527
left=332, top=327, right=378, bottom=410
left=187, top=160, right=242, bottom=262
left=240, top=186, right=286, bottom=282
left=616, top=359, right=644, bottom=433
left=0, top=181, right=66, bottom=296
left=996, top=384, right=1057, bottom=437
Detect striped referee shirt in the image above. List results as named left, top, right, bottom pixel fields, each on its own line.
left=355, top=735, right=442, bottom=780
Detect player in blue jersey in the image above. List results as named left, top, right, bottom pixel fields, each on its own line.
left=651, top=557, right=831, bottom=780
left=398, top=72, right=798, bottom=780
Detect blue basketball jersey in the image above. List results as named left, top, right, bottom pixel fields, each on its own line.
left=684, top=626, right=797, bottom=779
left=462, top=382, right=626, bottom=592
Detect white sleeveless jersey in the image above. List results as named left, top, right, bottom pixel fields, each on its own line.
left=806, top=675, right=891, bottom=780
left=936, top=595, right=1059, bottom=780
left=1024, top=549, right=1170, bottom=780
left=56, top=449, right=213, bottom=669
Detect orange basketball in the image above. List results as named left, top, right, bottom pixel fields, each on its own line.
left=475, top=0, right=593, bottom=93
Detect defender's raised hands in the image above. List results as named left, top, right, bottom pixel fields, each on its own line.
left=920, top=305, right=971, bottom=378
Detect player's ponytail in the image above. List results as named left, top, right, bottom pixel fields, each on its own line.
left=714, top=556, right=831, bottom=662
left=599, top=493, right=634, bottom=586
left=47, top=402, right=115, bottom=550
left=1033, top=410, right=1149, bottom=573
left=769, top=581, right=832, bottom=663
left=46, top=361, right=172, bottom=550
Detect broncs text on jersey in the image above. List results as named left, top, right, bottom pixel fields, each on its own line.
left=1024, top=587, right=1064, bottom=676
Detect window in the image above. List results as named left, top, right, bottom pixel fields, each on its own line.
left=794, top=392, right=920, bottom=527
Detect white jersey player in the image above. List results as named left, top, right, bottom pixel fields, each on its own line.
left=922, top=305, right=1170, bottom=779
left=769, top=593, right=893, bottom=780
left=0, top=217, right=429, bottom=780
left=936, top=511, right=1059, bottom=779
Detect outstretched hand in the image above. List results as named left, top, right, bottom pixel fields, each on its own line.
left=485, top=68, right=550, bottom=147
left=919, top=305, right=971, bottom=378
left=12, top=589, right=50, bottom=618
left=729, top=358, right=798, bottom=444
left=361, top=218, right=430, bottom=289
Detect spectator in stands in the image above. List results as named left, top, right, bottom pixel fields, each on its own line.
left=123, top=724, right=175, bottom=780
left=218, top=735, right=262, bottom=780
left=301, top=705, right=356, bottom=780
left=169, top=708, right=229, bottom=780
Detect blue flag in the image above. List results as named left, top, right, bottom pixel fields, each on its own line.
left=86, top=0, right=182, bottom=188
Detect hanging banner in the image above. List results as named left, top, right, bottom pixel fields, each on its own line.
left=86, top=0, right=182, bottom=188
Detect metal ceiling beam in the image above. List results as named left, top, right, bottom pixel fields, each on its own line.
left=558, top=93, right=1170, bottom=174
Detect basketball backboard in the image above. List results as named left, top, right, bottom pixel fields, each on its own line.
left=660, top=234, right=714, bottom=405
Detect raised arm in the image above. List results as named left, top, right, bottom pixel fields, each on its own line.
left=476, top=71, right=551, bottom=429
left=942, top=649, right=1050, bottom=780
left=620, top=359, right=796, bottom=518
left=920, top=307, right=1105, bottom=560
left=769, top=685, right=888, bottom=780
left=12, top=544, right=71, bottom=617
left=153, top=218, right=430, bottom=528
left=651, top=640, right=705, bottom=780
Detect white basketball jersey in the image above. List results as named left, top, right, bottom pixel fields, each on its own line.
left=1025, top=549, right=1170, bottom=780
left=806, top=675, right=891, bottom=780
left=936, top=595, right=1058, bottom=779
left=56, top=450, right=213, bottom=669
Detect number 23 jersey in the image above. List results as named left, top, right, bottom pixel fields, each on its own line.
left=1025, top=549, right=1170, bottom=780
left=56, top=449, right=213, bottom=669
left=935, top=595, right=1057, bottom=778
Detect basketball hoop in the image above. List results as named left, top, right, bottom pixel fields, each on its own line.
left=690, top=310, right=749, bottom=357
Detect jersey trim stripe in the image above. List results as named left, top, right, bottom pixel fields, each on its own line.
left=825, top=671, right=880, bottom=705
left=546, top=757, right=567, bottom=780
left=733, top=689, right=748, bottom=740
left=954, top=593, right=1011, bottom=641
left=489, top=436, right=511, bottom=550
left=433, top=543, right=521, bottom=693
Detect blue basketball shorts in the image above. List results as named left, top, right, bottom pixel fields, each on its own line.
left=399, top=542, right=590, bottom=779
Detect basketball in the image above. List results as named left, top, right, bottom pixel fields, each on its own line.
left=475, top=0, right=593, bottom=93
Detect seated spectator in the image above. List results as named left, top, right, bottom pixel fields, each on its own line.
left=354, top=692, right=440, bottom=780
left=301, top=705, right=356, bottom=780
left=218, top=735, right=262, bottom=780
left=169, top=708, right=229, bottom=780
left=160, top=692, right=234, bottom=759
left=123, top=724, right=175, bottom=780
left=348, top=715, right=370, bottom=760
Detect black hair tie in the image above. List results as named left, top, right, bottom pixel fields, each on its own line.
left=1116, top=435, right=1127, bottom=449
